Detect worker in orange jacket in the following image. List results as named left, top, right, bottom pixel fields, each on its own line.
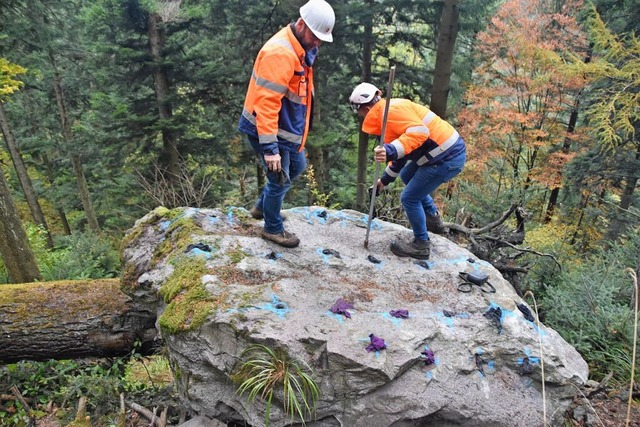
left=349, top=83, right=467, bottom=259
left=238, top=0, right=335, bottom=248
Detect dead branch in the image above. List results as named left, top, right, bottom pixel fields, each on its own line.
left=10, top=386, right=34, bottom=425
left=128, top=401, right=166, bottom=427
left=447, top=203, right=519, bottom=235
left=483, top=237, right=562, bottom=269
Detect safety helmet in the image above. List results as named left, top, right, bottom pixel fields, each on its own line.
left=349, top=82, right=381, bottom=112
left=300, top=0, right=335, bottom=43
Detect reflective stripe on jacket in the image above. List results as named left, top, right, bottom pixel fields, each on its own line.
left=238, top=25, right=314, bottom=155
left=362, top=99, right=466, bottom=185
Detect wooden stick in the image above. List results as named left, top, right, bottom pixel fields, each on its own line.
left=129, top=401, right=158, bottom=426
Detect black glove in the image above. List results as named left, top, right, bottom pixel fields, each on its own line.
left=277, top=170, right=288, bottom=185
left=367, top=187, right=378, bottom=219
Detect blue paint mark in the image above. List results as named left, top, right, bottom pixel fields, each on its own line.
left=381, top=312, right=403, bottom=327
left=517, top=356, right=541, bottom=365
left=312, top=210, right=328, bottom=225
left=256, top=294, right=290, bottom=319
left=487, top=302, right=508, bottom=323
left=472, top=348, right=495, bottom=376
left=183, top=207, right=198, bottom=218
left=159, top=220, right=171, bottom=231
left=358, top=337, right=387, bottom=357
left=437, top=312, right=455, bottom=329
left=425, top=372, right=433, bottom=380
left=366, top=217, right=383, bottom=231
left=415, top=260, right=432, bottom=270
left=316, top=248, right=332, bottom=264
left=326, top=310, right=346, bottom=323
left=443, top=256, right=493, bottom=270
left=289, top=207, right=315, bottom=224
left=422, top=345, right=440, bottom=367
left=266, top=252, right=284, bottom=262
left=529, top=320, right=548, bottom=336
left=187, top=248, right=212, bottom=259
left=226, top=210, right=234, bottom=224
left=518, top=347, right=541, bottom=365
left=208, top=216, right=221, bottom=226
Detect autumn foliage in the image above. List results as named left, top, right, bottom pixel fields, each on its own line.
left=458, top=0, right=589, bottom=195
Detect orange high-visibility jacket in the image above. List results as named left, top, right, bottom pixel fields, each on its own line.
left=362, top=98, right=465, bottom=185
left=238, top=25, right=315, bottom=155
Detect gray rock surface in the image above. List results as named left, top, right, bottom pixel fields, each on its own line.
left=122, top=206, right=588, bottom=427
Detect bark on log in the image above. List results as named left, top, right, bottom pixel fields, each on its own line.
left=0, top=279, right=157, bottom=363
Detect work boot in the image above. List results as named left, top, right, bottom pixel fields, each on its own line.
left=426, top=211, right=448, bottom=234
left=261, top=229, right=300, bottom=248
left=250, top=206, right=287, bottom=221
left=390, top=239, right=430, bottom=259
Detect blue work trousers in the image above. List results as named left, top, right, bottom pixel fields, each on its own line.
left=248, top=135, right=307, bottom=234
left=399, top=148, right=466, bottom=241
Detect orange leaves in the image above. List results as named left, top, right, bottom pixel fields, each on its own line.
left=457, top=0, right=589, bottom=193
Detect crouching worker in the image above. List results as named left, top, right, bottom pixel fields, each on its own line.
left=349, top=83, right=467, bottom=259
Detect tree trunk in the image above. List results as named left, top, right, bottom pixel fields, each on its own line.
left=430, top=0, right=459, bottom=119
left=0, top=167, right=41, bottom=284
left=545, top=98, right=580, bottom=223
left=0, top=279, right=158, bottom=363
left=604, top=142, right=640, bottom=243
left=148, top=13, right=180, bottom=181
left=0, top=102, right=54, bottom=248
left=42, top=153, right=72, bottom=235
left=49, top=52, right=100, bottom=233
left=355, top=0, right=374, bottom=209
left=24, top=88, right=72, bottom=235
left=307, top=144, right=325, bottom=193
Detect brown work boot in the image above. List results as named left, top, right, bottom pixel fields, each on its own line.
left=261, top=229, right=300, bottom=248
left=249, top=206, right=287, bottom=221
left=426, top=211, right=448, bottom=234
left=390, top=239, right=430, bottom=259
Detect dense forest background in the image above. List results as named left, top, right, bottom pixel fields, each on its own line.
left=1, top=0, right=639, bottom=424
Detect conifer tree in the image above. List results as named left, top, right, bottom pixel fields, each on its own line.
left=0, top=58, right=41, bottom=283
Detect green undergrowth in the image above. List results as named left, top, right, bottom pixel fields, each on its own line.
left=0, top=355, right=177, bottom=426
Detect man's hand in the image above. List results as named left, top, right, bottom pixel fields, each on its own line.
left=264, top=153, right=282, bottom=172
left=373, top=146, right=387, bottom=163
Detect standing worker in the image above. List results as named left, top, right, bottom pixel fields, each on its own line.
left=238, top=0, right=335, bottom=248
left=349, top=83, right=467, bottom=259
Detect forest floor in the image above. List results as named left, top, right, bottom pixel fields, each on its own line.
left=567, top=387, right=640, bottom=426
left=31, top=391, right=640, bottom=427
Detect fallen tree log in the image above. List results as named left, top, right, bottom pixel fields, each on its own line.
left=0, top=279, right=158, bottom=363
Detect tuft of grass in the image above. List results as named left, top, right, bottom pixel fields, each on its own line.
left=232, top=344, right=319, bottom=426
left=625, top=268, right=638, bottom=427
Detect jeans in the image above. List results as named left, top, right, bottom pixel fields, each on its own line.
left=248, top=135, right=307, bottom=234
left=399, top=148, right=466, bottom=241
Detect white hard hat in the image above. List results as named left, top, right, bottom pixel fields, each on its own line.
left=300, top=0, right=335, bottom=42
left=349, top=82, right=381, bottom=106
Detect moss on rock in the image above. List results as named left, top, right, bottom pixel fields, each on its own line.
left=158, top=256, right=228, bottom=334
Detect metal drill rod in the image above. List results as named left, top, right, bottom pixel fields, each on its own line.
left=364, top=65, right=396, bottom=248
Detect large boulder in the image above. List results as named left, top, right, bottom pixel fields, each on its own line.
left=122, top=206, right=588, bottom=427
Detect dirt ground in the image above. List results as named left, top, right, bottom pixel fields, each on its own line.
left=567, top=388, right=640, bottom=426
left=25, top=387, right=640, bottom=427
